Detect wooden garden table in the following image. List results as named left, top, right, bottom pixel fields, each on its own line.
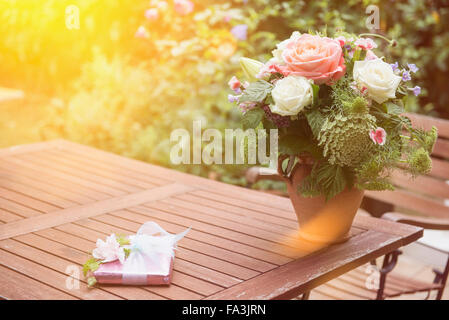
left=0, top=140, right=422, bottom=300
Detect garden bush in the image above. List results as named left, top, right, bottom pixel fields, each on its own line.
left=1, top=0, right=448, bottom=185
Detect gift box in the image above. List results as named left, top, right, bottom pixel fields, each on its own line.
left=94, top=252, right=174, bottom=285
left=86, top=221, right=189, bottom=286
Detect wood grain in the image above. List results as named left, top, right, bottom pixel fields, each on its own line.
left=0, top=140, right=423, bottom=300
left=0, top=183, right=193, bottom=240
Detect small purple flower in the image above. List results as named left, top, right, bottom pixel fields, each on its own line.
left=228, top=94, right=240, bottom=103
left=407, top=63, right=419, bottom=73
left=390, top=62, right=399, bottom=72
left=231, top=24, right=248, bottom=41
left=411, top=86, right=421, bottom=96
left=343, top=44, right=352, bottom=51
left=402, top=70, right=411, bottom=82
left=347, top=49, right=354, bottom=58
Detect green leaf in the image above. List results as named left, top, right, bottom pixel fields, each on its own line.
left=83, top=258, right=101, bottom=277
left=265, top=94, right=274, bottom=106
left=116, top=234, right=130, bottom=246
left=352, top=48, right=361, bottom=62
left=87, top=276, right=97, bottom=288
left=305, top=109, right=325, bottom=138
left=385, top=102, right=404, bottom=115
left=298, top=162, right=348, bottom=201
left=239, top=80, right=273, bottom=103
left=311, top=84, right=320, bottom=106
left=279, top=134, right=321, bottom=157
left=279, top=135, right=307, bottom=155
left=316, top=163, right=347, bottom=201
left=124, top=248, right=131, bottom=259
left=242, top=107, right=265, bottom=130
left=262, top=117, right=276, bottom=130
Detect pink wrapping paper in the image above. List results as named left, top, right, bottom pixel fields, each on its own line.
left=94, top=252, right=174, bottom=285
left=90, top=221, right=190, bottom=286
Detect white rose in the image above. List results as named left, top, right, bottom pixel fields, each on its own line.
left=270, top=75, right=313, bottom=116
left=270, top=31, right=301, bottom=65
left=353, top=58, right=402, bottom=104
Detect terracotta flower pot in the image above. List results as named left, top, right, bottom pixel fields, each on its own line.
left=278, top=155, right=365, bottom=244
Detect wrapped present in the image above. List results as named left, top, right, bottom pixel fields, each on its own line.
left=84, top=222, right=189, bottom=286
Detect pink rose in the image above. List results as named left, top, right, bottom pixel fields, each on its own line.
left=334, top=36, right=346, bottom=47
left=256, top=62, right=284, bottom=79
left=279, top=34, right=346, bottom=85
left=370, top=127, right=387, bottom=146
left=174, top=0, right=194, bottom=15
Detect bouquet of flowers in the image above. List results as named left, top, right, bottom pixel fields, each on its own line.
left=228, top=31, right=438, bottom=200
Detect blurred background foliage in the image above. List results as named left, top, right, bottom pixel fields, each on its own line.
left=0, top=0, right=448, bottom=187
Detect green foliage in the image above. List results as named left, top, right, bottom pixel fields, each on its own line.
left=385, top=101, right=405, bottom=115
left=116, top=234, right=130, bottom=246
left=424, top=126, right=438, bottom=153
left=311, top=84, right=320, bottom=106
left=240, top=80, right=273, bottom=103
left=407, top=147, right=432, bottom=176
left=350, top=97, right=369, bottom=114
left=0, top=0, right=146, bottom=95
left=299, top=162, right=349, bottom=201
left=82, top=257, right=101, bottom=277
left=411, top=126, right=438, bottom=154
left=305, top=108, right=326, bottom=138
left=0, top=0, right=447, bottom=196
left=359, top=180, right=395, bottom=191
left=278, top=134, right=319, bottom=157
left=241, top=107, right=265, bottom=130
left=331, top=76, right=368, bottom=114
left=87, top=277, right=98, bottom=288
left=355, top=153, right=397, bottom=191
left=318, top=113, right=376, bottom=167
left=124, top=248, right=131, bottom=259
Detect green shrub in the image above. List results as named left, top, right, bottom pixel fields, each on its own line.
left=1, top=0, right=448, bottom=186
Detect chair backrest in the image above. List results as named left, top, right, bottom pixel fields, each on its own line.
left=365, top=113, right=449, bottom=219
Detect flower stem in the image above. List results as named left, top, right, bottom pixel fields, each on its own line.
left=358, top=33, right=397, bottom=46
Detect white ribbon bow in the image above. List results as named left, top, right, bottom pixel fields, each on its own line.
left=121, top=222, right=190, bottom=284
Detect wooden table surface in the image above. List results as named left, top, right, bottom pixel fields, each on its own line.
left=0, top=140, right=422, bottom=300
